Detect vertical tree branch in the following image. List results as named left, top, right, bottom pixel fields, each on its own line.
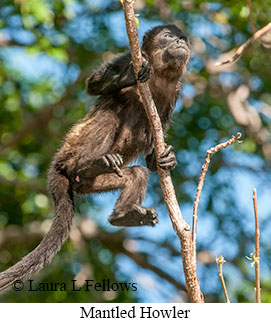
left=253, top=188, right=261, bottom=303
left=122, top=0, right=204, bottom=302
left=216, top=256, right=230, bottom=303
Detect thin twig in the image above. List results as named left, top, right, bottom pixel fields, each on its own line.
left=216, top=256, right=230, bottom=303
left=122, top=0, right=204, bottom=302
left=253, top=188, right=261, bottom=303
left=192, top=134, right=242, bottom=259
left=215, top=22, right=271, bottom=66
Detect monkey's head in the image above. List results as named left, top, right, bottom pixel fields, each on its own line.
left=142, top=24, right=190, bottom=78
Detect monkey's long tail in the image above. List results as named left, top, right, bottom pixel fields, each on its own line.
left=0, top=167, right=74, bottom=292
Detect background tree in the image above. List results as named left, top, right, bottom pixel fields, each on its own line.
left=0, top=0, right=270, bottom=302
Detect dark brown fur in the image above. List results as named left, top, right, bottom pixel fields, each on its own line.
left=0, top=25, right=190, bottom=290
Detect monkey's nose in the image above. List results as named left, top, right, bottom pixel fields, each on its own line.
left=177, top=39, right=186, bottom=44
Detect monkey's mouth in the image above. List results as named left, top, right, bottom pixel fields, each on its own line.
left=175, top=45, right=189, bottom=53
left=164, top=46, right=190, bottom=62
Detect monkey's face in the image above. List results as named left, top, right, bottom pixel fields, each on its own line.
left=158, top=29, right=190, bottom=62
left=143, top=25, right=190, bottom=77
left=156, top=28, right=190, bottom=68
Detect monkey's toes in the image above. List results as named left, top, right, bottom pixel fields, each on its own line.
left=144, top=208, right=159, bottom=226
left=102, top=153, right=123, bottom=177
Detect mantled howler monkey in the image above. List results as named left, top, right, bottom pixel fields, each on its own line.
left=0, top=24, right=190, bottom=289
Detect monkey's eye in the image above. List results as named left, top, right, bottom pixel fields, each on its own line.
left=163, top=32, right=173, bottom=38
left=180, top=36, right=187, bottom=42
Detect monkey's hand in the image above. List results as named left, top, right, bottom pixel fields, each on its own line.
left=137, top=59, right=150, bottom=83
left=158, top=145, right=177, bottom=170
left=101, top=153, right=124, bottom=177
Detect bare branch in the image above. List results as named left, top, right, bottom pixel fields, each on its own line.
left=216, top=256, right=230, bottom=303
left=215, top=22, right=271, bottom=66
left=122, top=0, right=204, bottom=302
left=253, top=188, right=261, bottom=303
left=192, top=134, right=242, bottom=259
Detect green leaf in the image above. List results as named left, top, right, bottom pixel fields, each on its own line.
left=47, top=48, right=68, bottom=62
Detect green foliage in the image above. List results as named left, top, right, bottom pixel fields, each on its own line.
left=0, top=0, right=270, bottom=303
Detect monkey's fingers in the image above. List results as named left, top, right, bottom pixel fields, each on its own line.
left=159, top=146, right=177, bottom=170
left=158, top=154, right=177, bottom=170
left=137, top=60, right=150, bottom=83
left=160, top=145, right=173, bottom=158
left=159, top=154, right=175, bottom=163
left=158, top=160, right=177, bottom=170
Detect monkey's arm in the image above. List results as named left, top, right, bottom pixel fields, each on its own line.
left=146, top=146, right=177, bottom=172
left=87, top=53, right=150, bottom=96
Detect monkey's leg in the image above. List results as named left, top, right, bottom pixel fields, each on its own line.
left=110, top=166, right=158, bottom=227
left=74, top=166, right=158, bottom=227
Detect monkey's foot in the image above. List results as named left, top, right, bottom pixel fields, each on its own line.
left=101, top=153, right=123, bottom=177
left=109, top=205, right=158, bottom=227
